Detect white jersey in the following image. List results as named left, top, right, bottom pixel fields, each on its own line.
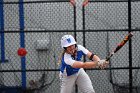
left=60, top=45, right=89, bottom=76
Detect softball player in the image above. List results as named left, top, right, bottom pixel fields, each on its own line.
left=59, top=35, right=109, bottom=93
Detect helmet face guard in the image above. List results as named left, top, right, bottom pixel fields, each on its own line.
left=61, top=35, right=77, bottom=49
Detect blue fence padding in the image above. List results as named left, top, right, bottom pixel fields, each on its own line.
left=0, top=0, right=5, bottom=63
left=0, top=87, right=22, bottom=93
left=0, top=32, right=2, bottom=60
left=19, top=0, right=26, bottom=89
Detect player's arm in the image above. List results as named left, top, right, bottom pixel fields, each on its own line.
left=72, top=61, right=98, bottom=68
left=71, top=51, right=108, bottom=69
left=87, top=51, right=109, bottom=68
left=86, top=51, right=100, bottom=62
left=65, top=54, right=99, bottom=68
left=72, top=52, right=100, bottom=68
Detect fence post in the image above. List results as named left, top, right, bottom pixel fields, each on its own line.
left=19, top=0, right=26, bottom=89
left=0, top=0, right=5, bottom=63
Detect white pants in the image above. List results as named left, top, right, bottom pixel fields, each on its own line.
left=60, top=68, right=95, bottom=93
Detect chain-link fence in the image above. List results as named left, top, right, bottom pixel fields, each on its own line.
left=0, top=0, right=140, bottom=93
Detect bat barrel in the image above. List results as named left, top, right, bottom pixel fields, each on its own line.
left=106, top=32, right=133, bottom=61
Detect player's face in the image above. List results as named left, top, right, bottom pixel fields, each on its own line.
left=66, top=44, right=76, bottom=55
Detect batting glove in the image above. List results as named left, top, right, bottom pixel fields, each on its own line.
left=98, top=59, right=109, bottom=69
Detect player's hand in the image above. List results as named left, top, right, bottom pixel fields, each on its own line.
left=98, top=59, right=109, bottom=69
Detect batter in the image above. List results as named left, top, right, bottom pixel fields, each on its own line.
left=59, top=35, right=109, bottom=93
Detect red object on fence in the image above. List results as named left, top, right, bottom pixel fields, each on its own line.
left=17, top=48, right=27, bottom=57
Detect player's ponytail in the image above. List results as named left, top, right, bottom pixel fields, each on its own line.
left=57, top=50, right=65, bottom=66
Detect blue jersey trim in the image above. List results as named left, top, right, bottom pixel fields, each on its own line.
left=60, top=50, right=85, bottom=76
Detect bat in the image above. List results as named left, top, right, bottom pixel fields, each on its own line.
left=106, top=32, right=133, bottom=61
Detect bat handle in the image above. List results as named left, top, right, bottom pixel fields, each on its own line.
left=106, top=53, right=114, bottom=61
left=106, top=57, right=110, bottom=61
